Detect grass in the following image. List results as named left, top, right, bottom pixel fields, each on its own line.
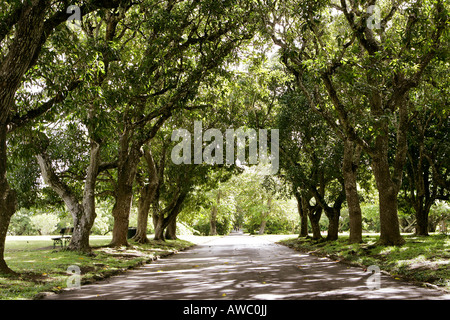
left=278, top=233, right=450, bottom=292
left=1, top=235, right=196, bottom=300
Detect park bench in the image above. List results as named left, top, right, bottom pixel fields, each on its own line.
left=51, top=227, right=74, bottom=249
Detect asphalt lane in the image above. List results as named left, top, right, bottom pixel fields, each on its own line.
left=44, top=233, right=450, bottom=300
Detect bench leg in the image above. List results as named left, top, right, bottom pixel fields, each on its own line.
left=53, top=239, right=63, bottom=250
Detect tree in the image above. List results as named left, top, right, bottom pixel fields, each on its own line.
left=401, top=63, right=450, bottom=235
left=342, top=138, right=363, bottom=243
left=32, top=3, right=134, bottom=252
left=209, top=189, right=221, bottom=236
left=131, top=142, right=159, bottom=243
left=0, top=0, right=129, bottom=274
left=261, top=0, right=449, bottom=245
left=277, top=85, right=346, bottom=240
left=293, top=189, right=309, bottom=238
left=151, top=154, right=219, bottom=241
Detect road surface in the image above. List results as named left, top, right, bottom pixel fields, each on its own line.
left=44, top=233, right=450, bottom=300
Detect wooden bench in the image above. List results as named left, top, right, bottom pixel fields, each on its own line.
left=52, top=227, right=74, bottom=249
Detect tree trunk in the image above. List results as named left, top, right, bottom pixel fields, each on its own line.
left=343, top=139, right=363, bottom=243
left=210, top=207, right=218, bottom=236
left=72, top=141, right=100, bottom=251
left=0, top=0, right=51, bottom=275
left=0, top=205, right=15, bottom=275
left=151, top=171, right=165, bottom=241
left=0, top=127, right=16, bottom=273
left=210, top=190, right=220, bottom=236
left=370, top=97, right=407, bottom=246
left=165, top=218, right=177, bottom=240
left=298, top=196, right=309, bottom=237
left=133, top=184, right=152, bottom=244
left=153, top=214, right=165, bottom=241
left=372, top=156, right=405, bottom=245
left=67, top=207, right=93, bottom=252
left=414, top=194, right=434, bottom=236
left=36, top=140, right=100, bottom=252
left=258, top=197, right=271, bottom=235
left=133, top=146, right=159, bottom=243
left=325, top=208, right=340, bottom=241
left=410, top=148, right=434, bottom=236
left=311, top=179, right=345, bottom=242
left=415, top=205, right=429, bottom=236
left=110, top=139, right=142, bottom=247
left=308, top=205, right=322, bottom=240
left=110, top=187, right=133, bottom=247
left=258, top=219, right=267, bottom=235
left=0, top=205, right=16, bottom=274
left=164, top=192, right=187, bottom=240
left=152, top=190, right=187, bottom=241
left=0, top=131, right=16, bottom=274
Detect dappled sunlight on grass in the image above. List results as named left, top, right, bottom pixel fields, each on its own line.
left=0, top=236, right=196, bottom=300
left=279, top=233, right=450, bottom=292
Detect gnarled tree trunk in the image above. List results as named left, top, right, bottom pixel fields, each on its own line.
left=153, top=190, right=188, bottom=241
left=343, top=139, right=363, bottom=243
left=164, top=191, right=187, bottom=240
left=308, top=205, right=322, bottom=240
left=71, top=141, right=100, bottom=251
left=371, top=98, right=408, bottom=246
left=110, top=136, right=142, bottom=247
left=132, top=145, right=159, bottom=244
left=153, top=214, right=165, bottom=241
left=36, top=140, right=100, bottom=252
left=133, top=184, right=153, bottom=244
left=165, top=217, right=177, bottom=240
left=0, top=0, right=50, bottom=275
left=324, top=207, right=340, bottom=241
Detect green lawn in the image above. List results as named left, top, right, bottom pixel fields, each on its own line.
left=278, top=233, right=450, bottom=292
left=1, top=235, right=196, bottom=300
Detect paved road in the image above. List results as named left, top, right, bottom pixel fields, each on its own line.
left=45, top=233, right=450, bottom=300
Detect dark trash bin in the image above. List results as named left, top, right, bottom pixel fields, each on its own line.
left=127, top=227, right=137, bottom=239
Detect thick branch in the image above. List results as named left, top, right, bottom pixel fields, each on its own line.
left=320, top=71, right=373, bottom=155
left=36, top=151, right=82, bottom=215
left=7, top=79, right=82, bottom=133
left=0, top=2, right=23, bottom=44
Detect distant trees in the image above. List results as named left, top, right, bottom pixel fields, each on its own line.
left=401, top=61, right=450, bottom=235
